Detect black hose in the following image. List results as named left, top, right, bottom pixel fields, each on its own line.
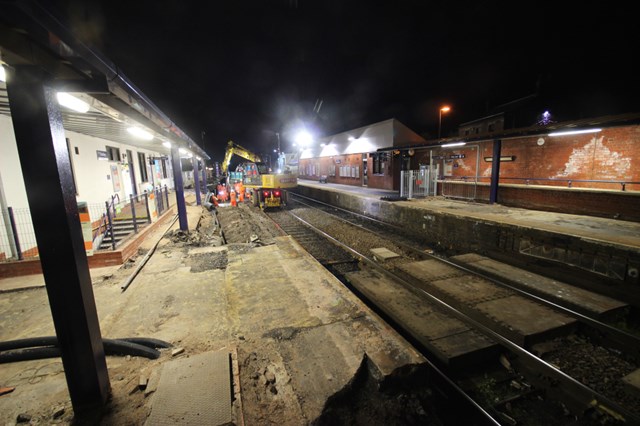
left=0, top=336, right=171, bottom=363
left=0, top=347, right=60, bottom=363
left=117, top=337, right=173, bottom=349
left=0, top=337, right=58, bottom=351
left=102, top=339, right=160, bottom=359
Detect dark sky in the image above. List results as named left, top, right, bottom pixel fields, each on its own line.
left=56, top=1, right=638, bottom=161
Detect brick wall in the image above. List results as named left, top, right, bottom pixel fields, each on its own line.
left=430, top=125, right=640, bottom=191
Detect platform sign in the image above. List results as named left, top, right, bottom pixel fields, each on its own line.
left=449, top=154, right=466, bottom=159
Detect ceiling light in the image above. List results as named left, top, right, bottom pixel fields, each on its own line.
left=0, top=66, right=5, bottom=82
left=441, top=142, right=466, bottom=148
left=162, top=141, right=172, bottom=148
left=548, top=128, right=602, bottom=137
left=127, top=127, right=154, bottom=140
left=56, top=92, right=90, bottom=113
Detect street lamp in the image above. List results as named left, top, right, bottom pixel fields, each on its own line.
left=438, top=106, right=451, bottom=138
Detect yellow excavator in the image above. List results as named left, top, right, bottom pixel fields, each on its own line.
left=221, top=140, right=297, bottom=209
left=221, top=141, right=262, bottom=175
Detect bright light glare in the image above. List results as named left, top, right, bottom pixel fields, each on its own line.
left=127, top=127, right=154, bottom=140
left=162, top=141, right=172, bottom=148
left=440, top=106, right=451, bottom=113
left=179, top=148, right=188, bottom=155
left=295, top=130, right=313, bottom=147
left=0, top=66, right=5, bottom=82
left=441, top=142, right=466, bottom=148
left=548, top=128, right=602, bottom=137
left=56, top=92, right=90, bottom=113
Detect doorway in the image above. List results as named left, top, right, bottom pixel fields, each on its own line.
left=362, top=154, right=368, bottom=187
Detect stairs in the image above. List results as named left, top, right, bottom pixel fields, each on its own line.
left=98, top=217, right=146, bottom=250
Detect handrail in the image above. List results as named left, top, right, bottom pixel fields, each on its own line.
left=439, top=176, right=640, bottom=191
left=91, top=193, right=123, bottom=247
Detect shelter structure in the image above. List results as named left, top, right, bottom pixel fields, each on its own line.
left=0, top=1, right=208, bottom=417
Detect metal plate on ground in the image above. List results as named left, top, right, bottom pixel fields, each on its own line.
left=146, top=350, right=232, bottom=426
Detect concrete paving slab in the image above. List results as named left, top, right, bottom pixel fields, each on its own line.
left=345, top=267, right=498, bottom=368
left=431, top=275, right=513, bottom=305
left=396, top=259, right=466, bottom=282
left=475, top=296, right=577, bottom=346
left=452, top=253, right=628, bottom=318
left=370, top=247, right=400, bottom=262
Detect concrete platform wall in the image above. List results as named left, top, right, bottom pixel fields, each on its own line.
left=294, top=185, right=640, bottom=308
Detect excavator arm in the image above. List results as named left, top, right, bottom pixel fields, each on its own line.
left=221, top=140, right=262, bottom=174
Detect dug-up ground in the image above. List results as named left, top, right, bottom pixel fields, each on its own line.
left=0, top=201, right=440, bottom=425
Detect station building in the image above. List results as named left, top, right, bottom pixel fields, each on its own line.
left=298, top=113, right=640, bottom=221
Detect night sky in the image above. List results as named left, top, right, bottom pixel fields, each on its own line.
left=54, top=1, right=638, bottom=161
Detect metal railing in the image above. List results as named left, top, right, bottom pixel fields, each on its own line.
left=400, top=167, right=438, bottom=198
left=1, top=185, right=175, bottom=261
left=439, top=176, right=640, bottom=202
left=440, top=176, right=480, bottom=201
left=0, top=207, right=37, bottom=261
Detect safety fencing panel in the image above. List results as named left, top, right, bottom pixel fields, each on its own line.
left=400, top=166, right=438, bottom=199
left=440, top=178, right=480, bottom=201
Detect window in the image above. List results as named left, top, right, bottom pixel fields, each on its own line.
left=137, top=152, right=148, bottom=182
left=372, top=154, right=385, bottom=175
left=106, top=145, right=120, bottom=161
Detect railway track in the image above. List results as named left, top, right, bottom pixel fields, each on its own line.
left=264, top=192, right=640, bottom=425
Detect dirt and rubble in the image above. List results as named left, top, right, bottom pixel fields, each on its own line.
left=0, top=201, right=440, bottom=425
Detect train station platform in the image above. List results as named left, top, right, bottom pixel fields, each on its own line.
left=0, top=202, right=428, bottom=424
left=294, top=180, right=640, bottom=308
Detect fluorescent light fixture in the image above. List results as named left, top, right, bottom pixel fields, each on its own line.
left=162, top=141, right=172, bottom=148
left=56, top=92, right=90, bottom=113
left=548, top=128, right=602, bottom=137
left=441, top=142, right=466, bottom=148
left=127, top=127, right=154, bottom=140
left=0, top=66, right=5, bottom=82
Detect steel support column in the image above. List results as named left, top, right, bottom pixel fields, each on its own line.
left=171, top=145, right=189, bottom=231
left=5, top=66, right=110, bottom=415
left=192, top=156, right=201, bottom=206
left=489, top=138, right=502, bottom=204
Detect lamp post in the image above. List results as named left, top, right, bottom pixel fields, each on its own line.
left=438, top=106, right=451, bottom=139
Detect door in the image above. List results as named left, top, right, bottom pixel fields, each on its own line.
left=362, top=154, right=368, bottom=186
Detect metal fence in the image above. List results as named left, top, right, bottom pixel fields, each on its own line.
left=0, top=207, right=37, bottom=261
left=400, top=166, right=438, bottom=199
left=1, top=185, right=174, bottom=261
left=440, top=177, right=483, bottom=201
